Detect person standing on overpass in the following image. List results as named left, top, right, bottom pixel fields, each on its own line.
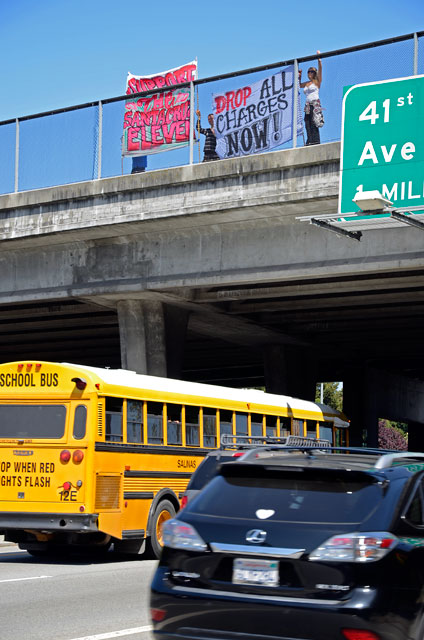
left=299, top=51, right=323, bottom=145
left=196, top=110, right=220, bottom=162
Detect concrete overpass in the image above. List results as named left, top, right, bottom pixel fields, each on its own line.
left=1, top=141, right=424, bottom=447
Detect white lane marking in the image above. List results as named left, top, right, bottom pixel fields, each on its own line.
left=66, top=627, right=153, bottom=640
left=0, top=575, right=52, bottom=583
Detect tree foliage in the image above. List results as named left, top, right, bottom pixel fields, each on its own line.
left=378, top=419, right=408, bottom=450
left=315, top=382, right=343, bottom=412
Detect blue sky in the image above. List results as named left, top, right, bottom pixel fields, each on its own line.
left=1, top=0, right=423, bottom=121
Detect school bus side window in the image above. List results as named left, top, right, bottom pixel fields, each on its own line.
left=319, top=422, right=333, bottom=443
left=292, top=419, right=303, bottom=436
left=203, top=410, right=217, bottom=447
left=73, top=405, right=87, bottom=440
left=167, top=404, right=182, bottom=445
left=251, top=414, right=264, bottom=437
left=220, top=410, right=233, bottom=436
left=279, top=417, right=291, bottom=436
left=306, top=419, right=318, bottom=438
left=185, top=406, right=200, bottom=446
left=148, top=402, right=164, bottom=444
left=127, top=400, right=144, bottom=444
left=235, top=413, right=248, bottom=436
left=105, top=398, right=123, bottom=443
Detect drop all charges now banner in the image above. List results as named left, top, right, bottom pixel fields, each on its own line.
left=213, top=65, right=302, bottom=159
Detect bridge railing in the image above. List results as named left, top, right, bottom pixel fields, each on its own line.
left=0, top=31, right=422, bottom=195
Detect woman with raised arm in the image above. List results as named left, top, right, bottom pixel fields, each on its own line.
left=298, top=51, right=323, bottom=145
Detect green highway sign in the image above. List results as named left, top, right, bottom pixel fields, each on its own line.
left=339, top=75, right=424, bottom=214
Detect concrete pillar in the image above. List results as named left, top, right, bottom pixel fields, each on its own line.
left=117, top=300, right=147, bottom=374
left=263, top=345, right=316, bottom=400
left=144, top=300, right=167, bottom=377
left=164, top=305, right=189, bottom=380
left=407, top=421, right=424, bottom=453
left=343, top=366, right=379, bottom=447
left=117, top=300, right=167, bottom=377
left=263, top=345, right=289, bottom=395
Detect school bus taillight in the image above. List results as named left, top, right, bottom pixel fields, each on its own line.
left=60, top=450, right=71, bottom=463
left=73, top=450, right=84, bottom=464
left=63, top=482, right=71, bottom=491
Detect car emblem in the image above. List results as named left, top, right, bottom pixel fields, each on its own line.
left=245, top=529, right=267, bottom=544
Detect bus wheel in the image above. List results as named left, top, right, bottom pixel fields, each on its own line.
left=147, top=499, right=176, bottom=559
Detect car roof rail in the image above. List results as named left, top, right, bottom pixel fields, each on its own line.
left=220, top=434, right=331, bottom=450
left=373, top=452, right=424, bottom=469
left=234, top=445, right=424, bottom=469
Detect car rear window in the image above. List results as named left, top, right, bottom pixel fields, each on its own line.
left=190, top=468, right=383, bottom=525
left=186, top=454, right=236, bottom=490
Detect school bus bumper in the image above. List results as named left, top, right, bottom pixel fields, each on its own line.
left=0, top=512, right=99, bottom=532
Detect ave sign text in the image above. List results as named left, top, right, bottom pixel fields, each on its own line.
left=339, top=76, right=424, bottom=214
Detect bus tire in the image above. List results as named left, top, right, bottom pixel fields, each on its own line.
left=146, top=499, right=176, bottom=559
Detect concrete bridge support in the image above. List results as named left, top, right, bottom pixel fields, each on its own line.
left=343, top=367, right=424, bottom=450
left=343, top=367, right=379, bottom=447
left=117, top=300, right=188, bottom=378
left=263, top=345, right=317, bottom=401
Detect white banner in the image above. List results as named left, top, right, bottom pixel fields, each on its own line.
left=213, top=65, right=302, bottom=159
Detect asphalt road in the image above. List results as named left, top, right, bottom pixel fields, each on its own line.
left=0, top=544, right=157, bottom=640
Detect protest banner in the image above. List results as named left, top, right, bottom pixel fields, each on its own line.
left=122, top=61, right=197, bottom=156
left=213, top=66, right=302, bottom=159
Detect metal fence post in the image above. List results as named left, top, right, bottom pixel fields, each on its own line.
left=414, top=33, right=418, bottom=76
left=292, top=59, right=298, bottom=148
left=189, top=81, right=195, bottom=165
left=97, top=100, right=103, bottom=180
left=14, top=118, right=19, bottom=193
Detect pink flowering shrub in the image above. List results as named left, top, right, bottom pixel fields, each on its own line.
left=378, top=420, right=408, bottom=451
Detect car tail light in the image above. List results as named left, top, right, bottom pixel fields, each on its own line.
left=180, top=495, right=188, bottom=509
left=60, top=450, right=71, bottom=463
left=162, top=519, right=207, bottom=551
left=151, top=608, right=167, bottom=622
left=309, top=532, right=398, bottom=563
left=73, top=449, right=84, bottom=463
left=342, top=630, right=381, bottom=640
left=232, top=451, right=245, bottom=457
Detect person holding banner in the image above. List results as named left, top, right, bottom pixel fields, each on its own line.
left=298, top=51, right=323, bottom=145
left=196, top=110, right=220, bottom=162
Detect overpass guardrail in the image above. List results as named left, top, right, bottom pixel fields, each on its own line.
left=0, top=31, right=423, bottom=196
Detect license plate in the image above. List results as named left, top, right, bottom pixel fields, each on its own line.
left=232, top=558, right=279, bottom=586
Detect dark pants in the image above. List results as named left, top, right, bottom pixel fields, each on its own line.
left=202, top=153, right=220, bottom=162
left=304, top=107, right=320, bottom=145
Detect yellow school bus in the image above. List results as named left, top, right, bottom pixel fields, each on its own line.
left=0, top=360, right=349, bottom=557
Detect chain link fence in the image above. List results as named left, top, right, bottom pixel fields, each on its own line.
left=0, top=31, right=422, bottom=195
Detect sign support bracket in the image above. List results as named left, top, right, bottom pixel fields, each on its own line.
left=390, top=210, right=424, bottom=231
left=310, top=218, right=362, bottom=241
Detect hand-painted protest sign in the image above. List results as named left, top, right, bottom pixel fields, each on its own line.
left=123, top=61, right=197, bottom=156
left=213, top=66, right=302, bottom=159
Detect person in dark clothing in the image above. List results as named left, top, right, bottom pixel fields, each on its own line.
left=131, top=155, right=147, bottom=173
left=196, top=109, right=220, bottom=162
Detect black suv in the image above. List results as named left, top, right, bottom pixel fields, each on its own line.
left=151, top=446, right=424, bottom=640
left=181, top=435, right=329, bottom=508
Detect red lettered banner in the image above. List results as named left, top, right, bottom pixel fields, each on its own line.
left=122, top=61, right=197, bottom=156
left=213, top=65, right=302, bottom=159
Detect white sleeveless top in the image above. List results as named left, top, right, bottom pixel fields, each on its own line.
left=304, top=83, right=319, bottom=102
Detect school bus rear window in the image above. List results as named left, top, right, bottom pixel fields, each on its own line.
left=0, top=405, right=67, bottom=439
